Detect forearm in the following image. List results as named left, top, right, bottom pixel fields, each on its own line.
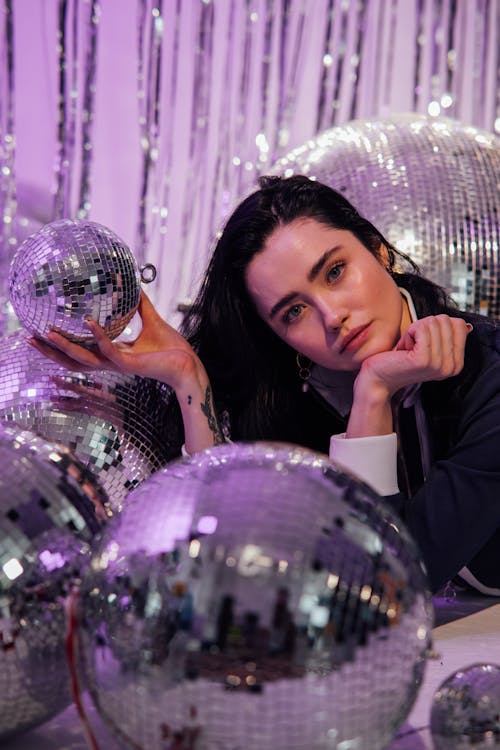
left=332, top=371, right=398, bottom=496
left=346, top=375, right=393, bottom=438
left=176, top=376, right=224, bottom=454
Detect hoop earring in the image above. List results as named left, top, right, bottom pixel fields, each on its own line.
left=296, top=353, right=311, bottom=393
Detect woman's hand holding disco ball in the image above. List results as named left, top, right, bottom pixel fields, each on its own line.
left=28, top=292, right=222, bottom=453
left=28, top=292, right=202, bottom=387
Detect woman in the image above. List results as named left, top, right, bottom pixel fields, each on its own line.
left=29, top=175, right=500, bottom=595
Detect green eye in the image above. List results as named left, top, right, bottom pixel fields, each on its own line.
left=327, top=262, right=345, bottom=282
left=283, top=304, right=304, bottom=324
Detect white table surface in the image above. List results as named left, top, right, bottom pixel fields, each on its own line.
left=3, top=602, right=500, bottom=750
left=389, top=602, right=500, bottom=750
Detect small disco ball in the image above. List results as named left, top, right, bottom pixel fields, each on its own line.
left=77, top=442, right=433, bottom=750
left=272, top=114, right=500, bottom=318
left=0, top=331, right=178, bottom=510
left=0, top=421, right=107, bottom=740
left=430, top=663, right=500, bottom=749
left=8, top=218, right=145, bottom=344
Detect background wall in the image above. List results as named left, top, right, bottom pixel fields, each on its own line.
left=1, top=0, right=499, bottom=325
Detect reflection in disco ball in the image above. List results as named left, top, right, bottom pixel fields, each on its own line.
left=0, top=421, right=106, bottom=740
left=272, top=114, right=499, bottom=318
left=8, top=218, right=142, bottom=343
left=0, top=331, right=179, bottom=510
left=430, top=663, right=500, bottom=749
left=77, top=442, right=433, bottom=750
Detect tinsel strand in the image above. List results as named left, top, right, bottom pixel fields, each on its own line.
left=135, top=0, right=163, bottom=265
left=53, top=0, right=70, bottom=219
left=0, top=0, right=16, bottom=336
left=77, top=0, right=100, bottom=218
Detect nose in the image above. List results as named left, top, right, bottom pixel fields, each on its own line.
left=317, top=298, right=349, bottom=331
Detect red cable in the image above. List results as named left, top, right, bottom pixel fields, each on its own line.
left=65, top=587, right=101, bottom=750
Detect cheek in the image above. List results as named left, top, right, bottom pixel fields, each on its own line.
left=372, top=272, right=401, bottom=311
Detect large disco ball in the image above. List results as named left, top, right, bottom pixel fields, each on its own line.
left=430, top=663, right=500, bottom=749
left=0, top=421, right=107, bottom=740
left=272, top=114, right=499, bottom=318
left=77, top=442, right=433, bottom=750
left=0, top=331, right=179, bottom=510
left=8, top=218, right=144, bottom=344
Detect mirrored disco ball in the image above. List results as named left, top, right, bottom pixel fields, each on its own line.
left=8, top=218, right=142, bottom=343
left=430, top=663, right=500, bottom=749
left=0, top=421, right=107, bottom=740
left=77, top=442, right=433, bottom=750
left=272, top=114, right=499, bottom=318
left=0, top=331, right=179, bottom=510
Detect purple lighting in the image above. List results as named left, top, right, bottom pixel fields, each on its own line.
left=196, top=515, right=218, bottom=534
left=39, top=549, right=67, bottom=572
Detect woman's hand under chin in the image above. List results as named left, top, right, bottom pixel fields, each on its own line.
left=347, top=315, right=472, bottom=439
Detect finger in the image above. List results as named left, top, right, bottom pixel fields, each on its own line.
left=83, top=319, right=125, bottom=364
left=415, top=316, right=455, bottom=374
left=137, top=290, right=161, bottom=322
left=450, top=317, right=469, bottom=373
left=84, top=319, right=143, bottom=375
left=397, top=318, right=433, bottom=357
left=440, top=315, right=462, bottom=372
left=44, top=330, right=111, bottom=370
left=395, top=326, right=416, bottom=351
left=425, top=315, right=466, bottom=378
left=396, top=317, right=442, bottom=373
left=428, top=315, right=447, bottom=369
left=433, top=315, right=466, bottom=375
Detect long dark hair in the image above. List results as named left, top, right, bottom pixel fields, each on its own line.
left=180, top=175, right=428, bottom=445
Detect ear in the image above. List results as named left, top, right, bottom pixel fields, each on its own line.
left=378, top=243, right=392, bottom=270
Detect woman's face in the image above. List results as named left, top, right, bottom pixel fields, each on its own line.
left=245, top=217, right=411, bottom=371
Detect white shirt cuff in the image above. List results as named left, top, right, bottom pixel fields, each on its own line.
left=329, top=432, right=399, bottom=496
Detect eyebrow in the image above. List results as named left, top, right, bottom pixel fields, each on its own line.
left=268, top=246, right=340, bottom=320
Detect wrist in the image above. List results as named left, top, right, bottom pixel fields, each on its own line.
left=172, top=357, right=210, bottom=401
left=348, top=371, right=393, bottom=438
left=177, top=377, right=224, bottom=454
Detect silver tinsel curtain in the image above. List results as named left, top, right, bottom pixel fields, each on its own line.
left=1, top=0, right=499, bottom=327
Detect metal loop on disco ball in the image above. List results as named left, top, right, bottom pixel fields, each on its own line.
left=0, top=422, right=107, bottom=741
left=431, top=663, right=500, bottom=749
left=0, top=331, right=179, bottom=510
left=77, top=442, right=433, bottom=750
left=140, top=262, right=157, bottom=283
left=272, top=114, right=500, bottom=318
left=8, top=218, right=145, bottom=344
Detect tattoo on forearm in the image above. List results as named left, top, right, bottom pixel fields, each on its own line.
left=200, top=386, right=224, bottom=445
left=187, top=395, right=192, bottom=405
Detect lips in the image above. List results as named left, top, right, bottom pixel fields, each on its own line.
left=339, top=323, right=371, bottom=353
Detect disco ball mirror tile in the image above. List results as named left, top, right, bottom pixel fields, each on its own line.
left=0, top=421, right=106, bottom=740
left=77, top=442, right=433, bottom=750
left=272, top=114, right=499, bottom=318
left=8, top=218, right=142, bottom=343
left=0, top=331, right=178, bottom=510
left=430, top=663, right=500, bottom=749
